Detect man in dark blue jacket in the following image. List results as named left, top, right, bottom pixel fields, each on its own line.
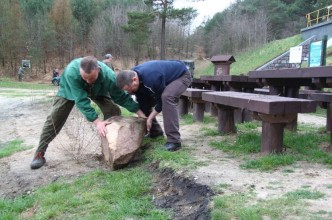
left=116, top=60, right=191, bottom=151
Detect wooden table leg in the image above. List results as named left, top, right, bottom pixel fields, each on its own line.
left=215, top=104, right=236, bottom=134
left=261, top=122, right=285, bottom=154
left=255, top=113, right=296, bottom=154
left=210, top=84, right=218, bottom=117
left=284, top=86, right=300, bottom=131
left=178, top=96, right=189, bottom=117
left=327, top=103, right=331, bottom=132
left=193, top=102, right=205, bottom=122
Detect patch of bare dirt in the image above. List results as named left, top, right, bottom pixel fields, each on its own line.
left=0, top=90, right=107, bottom=199
left=150, top=163, right=213, bottom=220
left=179, top=113, right=332, bottom=216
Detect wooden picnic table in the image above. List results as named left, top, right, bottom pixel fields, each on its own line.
left=248, top=66, right=332, bottom=130
left=200, top=75, right=260, bottom=92
left=248, top=66, right=332, bottom=93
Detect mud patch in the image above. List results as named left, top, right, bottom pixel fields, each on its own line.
left=150, top=163, right=213, bottom=220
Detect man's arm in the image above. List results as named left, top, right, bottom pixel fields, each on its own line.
left=146, top=109, right=159, bottom=131
left=136, top=109, right=147, bottom=118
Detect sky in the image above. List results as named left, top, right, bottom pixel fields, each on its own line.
left=173, top=0, right=235, bottom=28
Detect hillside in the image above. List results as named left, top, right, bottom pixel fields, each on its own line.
left=194, top=34, right=332, bottom=78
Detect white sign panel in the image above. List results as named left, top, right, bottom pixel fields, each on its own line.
left=289, top=46, right=303, bottom=64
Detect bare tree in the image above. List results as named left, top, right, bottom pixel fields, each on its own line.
left=143, top=0, right=197, bottom=60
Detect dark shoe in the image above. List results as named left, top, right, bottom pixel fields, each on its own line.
left=145, top=131, right=164, bottom=138
left=30, top=152, right=46, bottom=169
left=164, top=142, right=182, bottom=152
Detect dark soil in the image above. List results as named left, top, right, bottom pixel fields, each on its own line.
left=150, top=163, right=213, bottom=220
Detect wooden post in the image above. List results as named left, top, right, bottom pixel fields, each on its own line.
left=210, top=84, right=218, bottom=116
left=255, top=113, right=296, bottom=154
left=261, top=122, right=285, bottom=154
left=178, top=96, right=189, bottom=117
left=326, top=102, right=332, bottom=150
left=269, top=86, right=283, bottom=96
left=243, top=88, right=254, bottom=122
left=229, top=86, right=243, bottom=123
left=193, top=102, right=205, bottom=122
left=216, top=104, right=236, bottom=133
left=327, top=102, right=332, bottom=132
left=284, top=86, right=300, bottom=131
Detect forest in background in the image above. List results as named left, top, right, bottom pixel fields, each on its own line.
left=0, top=0, right=331, bottom=78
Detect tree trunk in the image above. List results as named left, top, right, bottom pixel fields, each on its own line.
left=160, top=16, right=166, bottom=60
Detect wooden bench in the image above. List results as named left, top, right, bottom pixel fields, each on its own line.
left=202, top=91, right=317, bottom=154
left=180, top=88, right=212, bottom=122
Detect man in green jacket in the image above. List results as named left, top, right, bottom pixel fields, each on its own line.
left=30, top=56, right=145, bottom=169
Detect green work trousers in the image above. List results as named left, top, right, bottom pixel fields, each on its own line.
left=36, top=96, right=120, bottom=153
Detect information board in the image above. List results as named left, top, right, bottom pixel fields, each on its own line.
left=309, top=41, right=323, bottom=67
left=289, top=46, right=303, bottom=63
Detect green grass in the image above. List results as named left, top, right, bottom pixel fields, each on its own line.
left=310, top=106, right=327, bottom=117
left=285, top=189, right=325, bottom=200
left=241, top=154, right=295, bottom=171
left=237, top=121, right=260, bottom=130
left=200, top=127, right=221, bottom=136
left=0, top=78, right=57, bottom=99
left=209, top=123, right=331, bottom=171
left=143, top=137, right=199, bottom=170
left=211, top=188, right=326, bottom=220
left=0, top=195, right=35, bottom=220
left=210, top=132, right=261, bottom=155
left=0, top=77, right=54, bottom=90
left=0, top=140, right=33, bottom=159
left=180, top=114, right=218, bottom=125
left=0, top=89, right=55, bottom=98
left=195, top=35, right=303, bottom=77
left=0, top=168, right=169, bottom=219
left=0, top=136, right=200, bottom=219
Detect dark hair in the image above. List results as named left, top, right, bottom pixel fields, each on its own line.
left=104, top=54, right=112, bottom=59
left=80, top=56, right=99, bottom=74
left=116, top=70, right=136, bottom=88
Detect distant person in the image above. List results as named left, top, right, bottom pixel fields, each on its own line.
left=116, top=60, right=191, bottom=152
left=30, top=56, right=145, bottom=169
left=18, top=67, right=24, bottom=82
left=52, top=69, right=60, bottom=78
left=103, top=53, right=114, bottom=70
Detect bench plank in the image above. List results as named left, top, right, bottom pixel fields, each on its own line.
left=182, top=88, right=212, bottom=99
left=308, top=92, right=332, bottom=102
left=203, top=91, right=316, bottom=115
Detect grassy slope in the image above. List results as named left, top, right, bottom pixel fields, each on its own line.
left=195, top=35, right=304, bottom=77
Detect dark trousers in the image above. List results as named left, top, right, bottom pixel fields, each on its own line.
left=36, top=96, right=120, bottom=153
left=137, top=71, right=191, bottom=143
